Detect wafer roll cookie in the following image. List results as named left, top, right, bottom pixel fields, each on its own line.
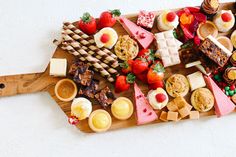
left=62, top=34, right=118, bottom=76
left=63, top=22, right=118, bottom=60
left=62, top=28, right=118, bottom=68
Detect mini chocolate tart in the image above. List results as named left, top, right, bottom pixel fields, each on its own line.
left=197, top=21, right=218, bottom=40
left=54, top=79, right=78, bottom=102
left=230, top=51, right=236, bottom=66
left=223, top=67, right=236, bottom=85
left=216, top=36, right=233, bottom=52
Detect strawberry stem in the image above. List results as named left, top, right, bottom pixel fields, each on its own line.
left=81, top=12, right=92, bottom=23
left=119, top=61, right=128, bottom=69
left=126, top=73, right=136, bottom=83
left=153, top=63, right=165, bottom=73
left=110, top=9, right=121, bottom=17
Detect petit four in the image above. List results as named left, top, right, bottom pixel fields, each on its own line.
left=216, top=36, right=233, bottom=52
left=147, top=88, right=169, bottom=110
left=119, top=16, right=154, bottom=49
left=94, top=27, right=118, bottom=49
left=204, top=76, right=235, bottom=117
left=71, top=97, right=92, bottom=120
left=134, top=83, right=157, bottom=125
left=159, top=111, right=168, bottom=122
left=189, top=111, right=200, bottom=120
left=155, top=30, right=182, bottom=67
left=137, top=10, right=155, bottom=29
left=231, top=30, right=236, bottom=49
left=197, top=21, right=218, bottom=40
left=187, top=71, right=206, bottom=91
left=230, top=51, right=236, bottom=66
left=95, top=86, right=115, bottom=108
left=50, top=58, right=67, bottom=77
left=157, top=10, right=179, bottom=31
left=167, top=111, right=179, bottom=121
left=223, top=67, right=236, bottom=85
left=54, top=79, right=77, bottom=102
left=213, top=10, right=235, bottom=32
left=88, top=109, right=112, bottom=133
left=165, top=74, right=190, bottom=97
left=199, top=35, right=232, bottom=67
left=201, top=0, right=219, bottom=15
left=114, top=35, right=139, bottom=60
left=191, top=88, right=214, bottom=112
left=111, top=97, right=134, bottom=120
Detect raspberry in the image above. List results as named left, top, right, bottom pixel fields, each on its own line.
left=221, top=12, right=232, bottom=22
left=166, top=12, right=176, bottom=22
left=100, top=33, right=110, bottom=43
left=155, top=93, right=166, bottom=103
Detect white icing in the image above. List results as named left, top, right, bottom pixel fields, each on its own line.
left=157, top=10, right=179, bottom=31
left=213, top=10, right=235, bottom=32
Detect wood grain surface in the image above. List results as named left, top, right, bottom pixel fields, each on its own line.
left=0, top=2, right=235, bottom=133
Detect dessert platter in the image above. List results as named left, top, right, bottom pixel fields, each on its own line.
left=0, top=0, right=236, bottom=133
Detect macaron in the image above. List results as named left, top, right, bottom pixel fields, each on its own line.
left=197, top=21, right=218, bottom=40
left=111, top=97, right=133, bottom=120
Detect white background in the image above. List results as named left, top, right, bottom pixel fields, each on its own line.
left=0, top=0, right=235, bottom=156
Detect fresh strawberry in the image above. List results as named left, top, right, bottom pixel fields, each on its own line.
left=176, top=9, right=185, bottom=17
left=194, top=35, right=201, bottom=46
left=166, top=12, right=177, bottom=22
left=193, top=12, right=207, bottom=23
left=180, top=24, right=194, bottom=39
left=137, top=49, right=155, bottom=65
left=78, top=12, right=97, bottom=35
left=186, top=7, right=200, bottom=13
left=148, top=81, right=164, bottom=90
left=115, top=73, right=135, bottom=93
left=98, top=9, right=121, bottom=29
left=155, top=93, right=167, bottom=103
left=221, top=12, right=232, bottom=22
left=188, top=19, right=199, bottom=34
left=183, top=8, right=191, bottom=15
left=132, top=58, right=149, bottom=75
left=147, top=63, right=165, bottom=84
left=120, top=60, right=134, bottom=74
left=136, top=71, right=148, bottom=83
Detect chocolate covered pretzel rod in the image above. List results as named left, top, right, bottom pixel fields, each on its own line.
left=62, top=28, right=118, bottom=68
left=63, top=22, right=118, bottom=60
left=61, top=33, right=118, bottom=76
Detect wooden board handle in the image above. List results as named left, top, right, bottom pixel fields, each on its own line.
left=0, top=72, right=59, bottom=97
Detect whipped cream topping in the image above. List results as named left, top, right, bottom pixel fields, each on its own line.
left=157, top=10, right=179, bottom=31
left=213, top=10, right=235, bottom=32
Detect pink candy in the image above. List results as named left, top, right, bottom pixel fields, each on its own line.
left=137, top=10, right=155, bottom=29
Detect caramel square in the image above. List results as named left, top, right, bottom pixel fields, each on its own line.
left=174, top=96, right=188, bottom=109
left=189, top=111, right=200, bottom=120
left=167, top=101, right=178, bottom=111
left=159, top=111, right=168, bottom=122
left=178, top=106, right=191, bottom=118
left=167, top=111, right=179, bottom=121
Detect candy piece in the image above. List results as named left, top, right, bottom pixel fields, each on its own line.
left=155, top=30, right=182, bottom=67
left=204, top=76, right=235, bottom=117
left=50, top=58, right=67, bottom=77
left=232, top=94, right=236, bottom=104
left=187, top=71, right=206, bottom=91
left=189, top=111, right=200, bottom=119
left=159, top=111, right=168, bottom=122
left=178, top=106, right=191, bottom=118
left=134, top=83, right=157, bottom=125
left=119, top=16, right=154, bottom=49
left=167, top=111, right=179, bottom=121
left=137, top=10, right=155, bottom=29
left=199, top=35, right=232, bottom=67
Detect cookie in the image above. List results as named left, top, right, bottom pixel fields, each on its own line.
left=114, top=35, right=139, bottom=60
left=165, top=74, right=190, bottom=97
left=191, top=88, right=214, bottom=112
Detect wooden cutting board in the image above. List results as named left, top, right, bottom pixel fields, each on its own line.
left=0, top=2, right=235, bottom=133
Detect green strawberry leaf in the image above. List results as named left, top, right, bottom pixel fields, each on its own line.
left=126, top=73, right=136, bottom=83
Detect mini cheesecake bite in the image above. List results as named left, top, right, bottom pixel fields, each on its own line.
left=147, top=88, right=168, bottom=110
left=157, top=10, right=179, bottom=31
left=213, top=10, right=235, bottom=32
left=89, top=109, right=112, bottom=133
left=71, top=97, right=92, bottom=120
left=111, top=97, right=134, bottom=120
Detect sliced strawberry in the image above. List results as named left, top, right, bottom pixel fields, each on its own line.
left=187, top=7, right=200, bottom=13
left=193, top=12, right=207, bottom=23
left=180, top=24, right=194, bottom=39
left=188, top=19, right=199, bottom=34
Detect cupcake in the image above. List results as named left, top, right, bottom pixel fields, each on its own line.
left=230, top=51, right=236, bottom=66
left=223, top=67, right=236, bottom=85
left=201, top=0, right=219, bottom=16
left=213, top=10, right=235, bottom=32
left=157, top=10, right=179, bottom=31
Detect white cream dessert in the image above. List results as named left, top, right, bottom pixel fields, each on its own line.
left=157, top=10, right=179, bottom=31
left=94, top=27, right=118, bottom=49
left=71, top=97, right=92, bottom=120
left=147, top=88, right=169, bottom=110
left=213, top=10, right=235, bottom=32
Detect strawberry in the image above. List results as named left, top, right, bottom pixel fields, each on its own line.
left=137, top=49, right=155, bottom=65
left=166, top=12, right=176, bottom=22
left=194, top=35, right=201, bottom=46
left=147, top=63, right=165, bottom=84
left=148, top=81, right=164, bottom=90
left=136, top=71, right=148, bottom=83
left=78, top=12, right=97, bottom=35
left=132, top=58, right=149, bottom=75
left=98, top=9, right=121, bottom=29
left=115, top=73, right=135, bottom=93
left=193, top=12, right=207, bottom=23
left=180, top=24, right=194, bottom=39
left=221, top=12, right=232, bottom=22
left=155, top=93, right=166, bottom=103
left=186, top=7, right=200, bottom=13
left=120, top=60, right=134, bottom=74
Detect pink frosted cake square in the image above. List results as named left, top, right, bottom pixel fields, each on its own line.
left=137, top=10, right=155, bottom=29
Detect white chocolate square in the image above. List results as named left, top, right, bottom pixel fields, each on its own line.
left=50, top=58, right=67, bottom=77
left=187, top=71, right=206, bottom=91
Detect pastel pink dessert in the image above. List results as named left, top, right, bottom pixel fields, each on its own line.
left=137, top=10, right=156, bottom=29
left=134, top=83, right=157, bottom=125
left=119, top=16, right=154, bottom=49
left=204, top=76, right=235, bottom=117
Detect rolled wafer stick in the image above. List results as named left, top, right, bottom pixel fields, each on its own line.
left=63, top=22, right=118, bottom=60
left=62, top=28, right=118, bottom=68
left=61, top=34, right=119, bottom=76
